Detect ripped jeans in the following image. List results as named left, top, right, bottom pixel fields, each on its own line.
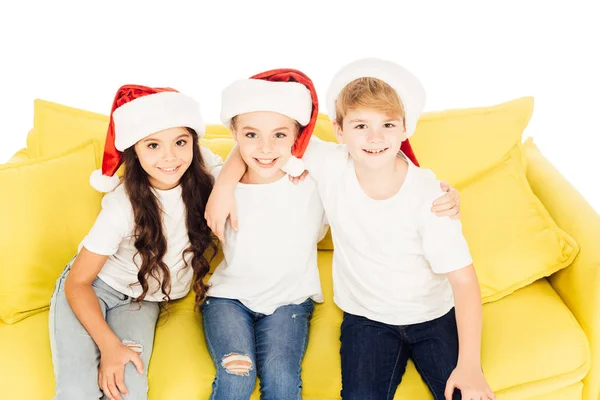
left=201, top=297, right=314, bottom=400
left=49, top=261, right=159, bottom=400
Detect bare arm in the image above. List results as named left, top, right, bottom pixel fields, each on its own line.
left=205, top=145, right=246, bottom=241
left=64, top=247, right=120, bottom=351
left=444, top=265, right=495, bottom=400
left=446, top=265, right=482, bottom=367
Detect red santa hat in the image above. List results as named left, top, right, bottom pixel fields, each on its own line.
left=90, top=84, right=205, bottom=192
left=326, top=58, right=425, bottom=166
left=220, top=69, right=318, bottom=177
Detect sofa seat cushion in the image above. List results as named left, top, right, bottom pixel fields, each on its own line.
left=0, top=256, right=590, bottom=400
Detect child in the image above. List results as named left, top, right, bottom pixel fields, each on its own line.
left=49, top=85, right=221, bottom=400
left=320, top=59, right=494, bottom=400
left=207, top=58, right=492, bottom=400
left=201, top=69, right=326, bottom=400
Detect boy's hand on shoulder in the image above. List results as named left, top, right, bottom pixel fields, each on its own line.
left=445, top=364, right=495, bottom=400
left=288, top=169, right=309, bottom=184
left=432, top=181, right=461, bottom=219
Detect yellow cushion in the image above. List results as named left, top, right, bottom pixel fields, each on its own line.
left=410, top=97, right=535, bottom=186
left=478, top=279, right=589, bottom=399
left=0, top=141, right=102, bottom=323
left=407, top=97, right=577, bottom=302
left=0, top=311, right=55, bottom=399
left=28, top=99, right=109, bottom=166
left=204, top=123, right=233, bottom=139
left=457, top=144, right=579, bottom=302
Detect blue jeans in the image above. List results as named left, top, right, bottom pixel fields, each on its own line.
left=49, top=261, right=160, bottom=400
left=201, top=296, right=314, bottom=400
left=340, top=308, right=461, bottom=400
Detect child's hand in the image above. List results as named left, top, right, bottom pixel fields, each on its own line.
left=99, top=342, right=144, bottom=400
left=432, top=181, right=460, bottom=219
left=445, top=364, right=495, bottom=400
left=288, top=170, right=309, bottom=184
left=205, top=184, right=238, bottom=242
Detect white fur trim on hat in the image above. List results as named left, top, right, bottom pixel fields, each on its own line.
left=326, top=58, right=426, bottom=137
left=281, top=155, right=305, bottom=177
left=220, top=79, right=312, bottom=127
left=113, top=91, right=205, bottom=151
left=90, top=168, right=121, bottom=192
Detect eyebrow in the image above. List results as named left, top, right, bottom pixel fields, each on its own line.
left=241, top=126, right=290, bottom=132
left=348, top=118, right=400, bottom=123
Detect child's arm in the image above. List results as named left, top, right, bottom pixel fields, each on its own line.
left=65, top=248, right=143, bottom=400
left=444, top=266, right=495, bottom=400
left=420, top=183, right=494, bottom=400
left=205, top=145, right=246, bottom=242
left=205, top=137, right=348, bottom=241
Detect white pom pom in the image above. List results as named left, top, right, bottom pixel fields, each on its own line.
left=90, top=169, right=121, bottom=192
left=281, top=156, right=305, bottom=177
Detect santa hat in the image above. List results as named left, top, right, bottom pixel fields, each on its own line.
left=90, top=84, right=205, bottom=192
left=220, top=69, right=318, bottom=177
left=326, top=58, right=425, bottom=166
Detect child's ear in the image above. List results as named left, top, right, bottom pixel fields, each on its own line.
left=333, top=120, right=345, bottom=144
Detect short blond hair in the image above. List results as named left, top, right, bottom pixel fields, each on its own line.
left=335, top=77, right=405, bottom=127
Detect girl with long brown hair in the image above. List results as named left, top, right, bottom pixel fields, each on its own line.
left=49, top=85, right=220, bottom=400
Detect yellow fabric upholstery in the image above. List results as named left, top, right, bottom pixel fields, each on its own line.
left=7, top=147, right=29, bottom=164
left=0, top=98, right=595, bottom=399
left=455, top=144, right=578, bottom=302
left=0, top=256, right=590, bottom=399
left=524, top=138, right=600, bottom=400
left=410, top=97, right=534, bottom=187
left=28, top=99, right=109, bottom=167
left=0, top=141, right=102, bottom=323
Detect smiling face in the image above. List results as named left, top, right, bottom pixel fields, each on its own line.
left=334, top=107, right=407, bottom=172
left=231, top=111, right=299, bottom=184
left=133, top=126, right=193, bottom=190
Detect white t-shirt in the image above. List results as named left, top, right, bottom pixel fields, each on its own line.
left=207, top=171, right=326, bottom=315
left=79, top=147, right=223, bottom=302
left=303, top=137, right=473, bottom=325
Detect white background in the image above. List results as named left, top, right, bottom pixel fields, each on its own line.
left=1, top=0, right=599, bottom=211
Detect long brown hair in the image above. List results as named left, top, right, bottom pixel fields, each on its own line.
left=122, top=128, right=217, bottom=310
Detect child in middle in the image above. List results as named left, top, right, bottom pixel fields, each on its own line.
left=201, top=69, right=326, bottom=400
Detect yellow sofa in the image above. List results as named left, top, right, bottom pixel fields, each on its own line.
left=0, top=97, right=598, bottom=400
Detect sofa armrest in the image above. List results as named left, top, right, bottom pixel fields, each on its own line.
left=523, top=138, right=600, bottom=400
left=6, top=148, right=29, bottom=164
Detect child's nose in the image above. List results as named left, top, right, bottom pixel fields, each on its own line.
left=367, top=128, right=384, bottom=142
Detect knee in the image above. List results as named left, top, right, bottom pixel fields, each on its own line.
left=215, top=352, right=256, bottom=394
left=121, top=363, right=149, bottom=400
left=259, top=360, right=302, bottom=399
left=219, top=353, right=254, bottom=377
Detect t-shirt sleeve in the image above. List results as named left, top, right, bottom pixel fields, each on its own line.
left=301, top=136, right=348, bottom=184
left=201, top=146, right=224, bottom=173
left=420, top=185, right=473, bottom=274
left=80, top=192, right=129, bottom=256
